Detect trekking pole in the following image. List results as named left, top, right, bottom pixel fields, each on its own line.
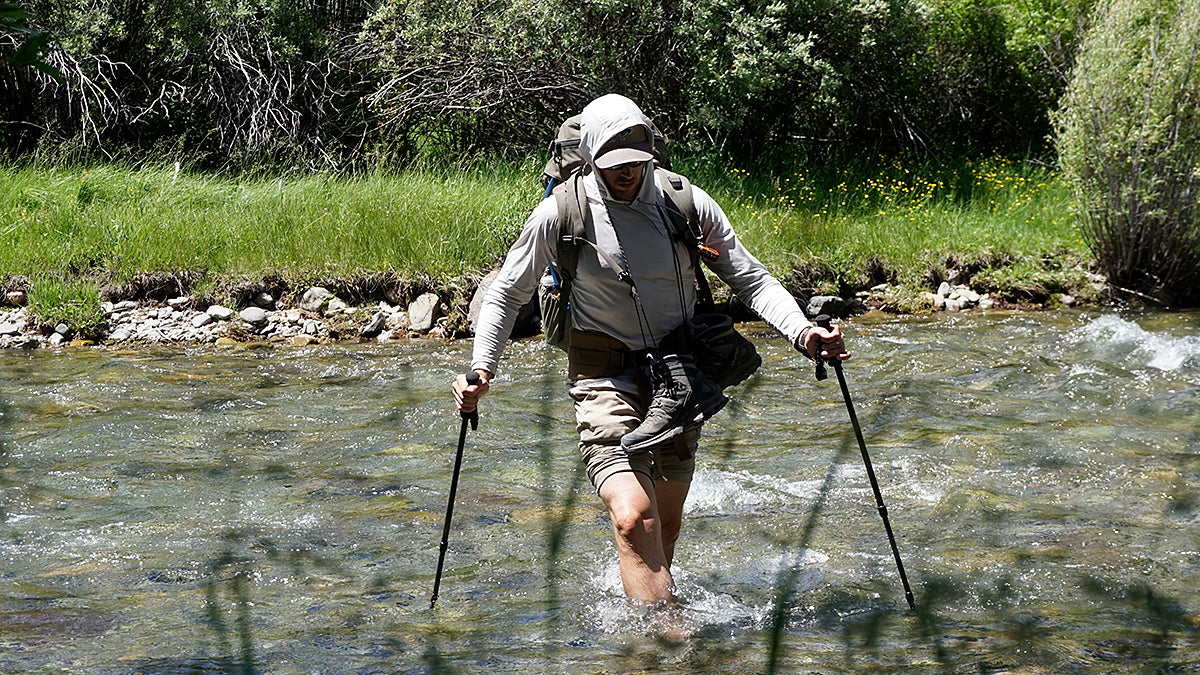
left=431, top=371, right=480, bottom=609
left=813, top=315, right=916, bottom=611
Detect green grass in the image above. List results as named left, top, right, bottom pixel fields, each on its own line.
left=682, top=154, right=1084, bottom=294
left=1, top=154, right=1091, bottom=332
left=0, top=159, right=537, bottom=282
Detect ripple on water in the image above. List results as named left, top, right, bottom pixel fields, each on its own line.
left=3, top=313, right=1199, bottom=673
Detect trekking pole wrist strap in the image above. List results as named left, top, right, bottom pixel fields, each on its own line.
left=796, top=326, right=814, bottom=361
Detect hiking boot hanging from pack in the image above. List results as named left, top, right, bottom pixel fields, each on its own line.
left=621, top=352, right=728, bottom=452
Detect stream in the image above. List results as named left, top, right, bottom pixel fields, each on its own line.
left=1, top=309, right=1198, bottom=673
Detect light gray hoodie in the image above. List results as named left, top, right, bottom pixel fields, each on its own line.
left=472, top=94, right=812, bottom=375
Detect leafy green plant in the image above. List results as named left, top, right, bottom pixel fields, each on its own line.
left=1056, top=0, right=1200, bottom=306
left=25, top=275, right=104, bottom=339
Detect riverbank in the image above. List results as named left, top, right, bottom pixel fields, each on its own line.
left=1, top=157, right=1100, bottom=347
left=0, top=260, right=1110, bottom=350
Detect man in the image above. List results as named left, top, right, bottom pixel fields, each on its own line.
left=452, top=94, right=848, bottom=607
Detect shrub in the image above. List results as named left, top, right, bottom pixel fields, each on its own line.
left=1056, top=0, right=1200, bottom=306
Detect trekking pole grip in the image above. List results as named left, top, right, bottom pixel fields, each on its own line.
left=462, top=371, right=480, bottom=429
left=813, top=315, right=833, bottom=381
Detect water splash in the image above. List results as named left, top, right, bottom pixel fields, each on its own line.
left=1071, top=314, right=1200, bottom=371
left=686, top=468, right=830, bottom=514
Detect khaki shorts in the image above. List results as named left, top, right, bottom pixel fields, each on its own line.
left=569, top=369, right=700, bottom=491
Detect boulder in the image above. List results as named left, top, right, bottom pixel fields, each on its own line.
left=805, top=295, right=859, bottom=319
left=408, top=293, right=443, bottom=332
left=299, top=287, right=334, bottom=313
left=240, top=306, right=269, bottom=327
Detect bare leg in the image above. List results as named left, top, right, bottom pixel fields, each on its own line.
left=599, top=471, right=675, bottom=604
left=655, top=478, right=691, bottom=566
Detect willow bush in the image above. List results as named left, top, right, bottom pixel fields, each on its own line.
left=1056, top=0, right=1200, bottom=306
left=5, top=0, right=1088, bottom=169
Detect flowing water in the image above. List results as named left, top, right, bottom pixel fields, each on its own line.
left=1, top=310, right=1198, bottom=674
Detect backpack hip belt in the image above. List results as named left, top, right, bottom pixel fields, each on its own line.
left=566, top=323, right=690, bottom=380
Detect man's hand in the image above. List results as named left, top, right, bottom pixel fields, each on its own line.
left=452, top=369, right=492, bottom=413
left=799, top=324, right=850, bottom=362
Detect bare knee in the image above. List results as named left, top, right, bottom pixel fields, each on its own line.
left=608, top=500, right=656, bottom=543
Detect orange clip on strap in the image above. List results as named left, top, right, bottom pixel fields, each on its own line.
left=697, top=244, right=720, bottom=261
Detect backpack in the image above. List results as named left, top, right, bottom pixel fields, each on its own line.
left=537, top=114, right=718, bottom=350
left=540, top=114, right=673, bottom=192
left=536, top=114, right=763, bottom=389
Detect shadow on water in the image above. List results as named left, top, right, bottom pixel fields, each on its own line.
left=414, top=346, right=589, bottom=673
left=3, top=312, right=1199, bottom=673
left=771, top=358, right=1200, bottom=674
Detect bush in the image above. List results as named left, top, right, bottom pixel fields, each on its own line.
left=1056, top=0, right=1200, bottom=306
left=5, top=0, right=1093, bottom=167
left=6, top=0, right=375, bottom=170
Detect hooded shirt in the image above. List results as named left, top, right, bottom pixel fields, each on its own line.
left=472, top=94, right=812, bottom=375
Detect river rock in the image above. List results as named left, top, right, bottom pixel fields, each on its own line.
left=253, top=292, right=275, bottom=309
left=0, top=319, right=25, bottom=335
left=324, top=297, right=349, bottom=316
left=300, top=287, right=334, bottom=312
left=806, top=295, right=858, bottom=318
left=110, top=300, right=138, bottom=313
left=240, top=306, right=269, bottom=326
left=206, top=304, right=235, bottom=320
left=408, top=293, right=443, bottom=332
left=360, top=311, right=387, bottom=339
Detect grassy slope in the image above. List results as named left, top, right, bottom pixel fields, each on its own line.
left=0, top=156, right=1091, bottom=333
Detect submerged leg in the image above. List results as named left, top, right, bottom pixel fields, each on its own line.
left=599, top=471, right=675, bottom=604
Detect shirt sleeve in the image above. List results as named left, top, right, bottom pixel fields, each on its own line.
left=691, top=185, right=813, bottom=344
left=471, top=197, right=558, bottom=375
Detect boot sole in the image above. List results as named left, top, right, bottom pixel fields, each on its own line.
left=620, top=393, right=729, bottom=452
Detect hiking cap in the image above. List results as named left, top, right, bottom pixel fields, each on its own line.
left=594, top=125, right=654, bottom=169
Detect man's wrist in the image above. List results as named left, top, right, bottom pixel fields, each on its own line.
left=796, top=326, right=813, bottom=360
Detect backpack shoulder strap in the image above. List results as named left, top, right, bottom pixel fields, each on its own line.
left=551, top=173, right=588, bottom=283
left=655, top=168, right=715, bottom=259
left=551, top=173, right=635, bottom=289
left=654, top=168, right=720, bottom=312
left=655, top=168, right=696, bottom=229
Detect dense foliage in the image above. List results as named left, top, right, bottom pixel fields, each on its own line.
left=2, top=0, right=1087, bottom=169
left=1056, top=0, right=1200, bottom=305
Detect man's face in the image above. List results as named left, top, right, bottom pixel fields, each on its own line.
left=598, top=161, right=646, bottom=201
